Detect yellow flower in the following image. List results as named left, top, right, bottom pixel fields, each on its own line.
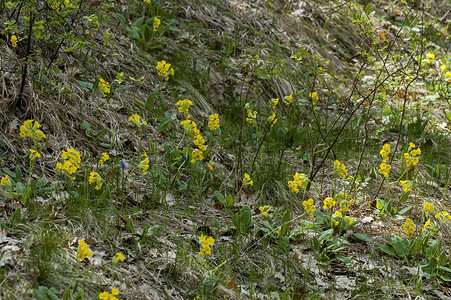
left=302, top=198, right=316, bottom=219
left=267, top=113, right=277, bottom=127
left=20, top=119, right=46, bottom=142
left=56, top=148, right=81, bottom=179
left=77, top=240, right=92, bottom=261
left=422, top=219, right=432, bottom=232
left=1, top=175, right=11, bottom=187
left=156, top=60, right=174, bottom=81
left=208, top=114, right=220, bottom=131
left=399, top=180, right=412, bottom=192
left=426, top=52, right=435, bottom=63
left=137, top=152, right=151, bottom=175
left=176, top=99, right=193, bottom=115
left=259, top=206, right=271, bottom=217
left=269, top=98, right=279, bottom=109
left=243, top=173, right=253, bottom=186
left=153, top=17, right=161, bottom=32
left=323, top=197, right=336, bottom=210
left=348, top=217, right=354, bottom=225
left=401, top=218, right=415, bottom=236
left=283, top=94, right=292, bottom=105
left=288, top=180, right=299, bottom=193
left=191, top=149, right=204, bottom=163
left=89, top=171, right=103, bottom=190
left=333, top=160, right=348, bottom=179
left=199, top=235, right=214, bottom=256
left=99, top=153, right=110, bottom=165
left=112, top=252, right=125, bottom=265
left=207, top=162, right=214, bottom=170
left=144, top=0, right=151, bottom=3
left=10, top=35, right=18, bottom=47
left=246, top=110, right=258, bottom=127
left=423, top=202, right=434, bottom=215
left=440, top=65, right=447, bottom=70
left=309, top=92, right=319, bottom=101
left=128, top=114, right=147, bottom=127
left=378, top=162, right=391, bottom=177
left=293, top=172, right=309, bottom=189
left=29, top=149, right=41, bottom=160
left=379, top=143, right=391, bottom=162
left=98, top=77, right=110, bottom=97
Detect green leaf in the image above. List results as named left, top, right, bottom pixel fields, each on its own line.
left=77, top=80, right=94, bottom=91
left=1, top=168, right=15, bottom=179
left=393, top=238, right=409, bottom=257
left=145, top=225, right=161, bottom=236
left=98, top=142, right=113, bottom=149
left=126, top=218, right=135, bottom=233
left=399, top=191, right=410, bottom=205
left=81, top=120, right=92, bottom=132
left=224, top=195, right=234, bottom=208
left=94, top=128, right=107, bottom=138
left=15, top=165, right=22, bottom=182
left=376, top=199, right=385, bottom=210
left=398, top=205, right=413, bottom=215
left=378, top=244, right=396, bottom=257
left=114, top=85, right=134, bottom=93
left=336, top=254, right=352, bottom=263
left=16, top=182, right=26, bottom=195
left=351, top=233, right=372, bottom=243
left=214, top=190, right=225, bottom=204
left=318, top=229, right=334, bottom=242
left=280, top=210, right=292, bottom=236
left=74, top=290, right=84, bottom=300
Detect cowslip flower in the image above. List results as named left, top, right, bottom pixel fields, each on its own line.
left=269, top=98, right=279, bottom=109
left=144, top=0, right=150, bottom=3
left=10, top=35, right=18, bottom=47
left=208, top=114, right=220, bottom=131
left=56, top=148, right=81, bottom=180
left=246, top=110, right=258, bottom=127
left=379, top=143, right=390, bottom=162
left=20, top=119, right=46, bottom=142
left=207, top=161, right=214, bottom=171
left=288, top=172, right=309, bottom=193
left=302, top=198, right=316, bottom=219
left=426, top=52, right=435, bottom=63
left=29, top=149, right=41, bottom=160
left=323, top=197, right=336, bottom=210
left=401, top=218, right=415, bottom=236
left=259, top=206, right=271, bottom=217
left=399, top=180, right=412, bottom=192
left=440, top=65, right=447, bottom=71
left=243, top=173, right=253, bottom=186
left=128, top=114, right=147, bottom=127
left=88, top=171, right=103, bottom=190
left=423, top=202, right=434, bottom=215
left=156, top=60, right=174, bottom=81
left=176, top=99, right=193, bottom=115
left=137, top=152, right=150, bottom=175
left=1, top=175, right=11, bottom=187
left=191, top=149, right=204, bottom=163
left=199, top=235, right=214, bottom=256
left=153, top=17, right=161, bottom=31
left=405, top=142, right=421, bottom=167
left=98, top=77, right=110, bottom=97
left=333, top=160, right=348, bottom=179
left=309, top=92, right=319, bottom=101
left=77, top=240, right=92, bottom=261
left=267, top=113, right=277, bottom=127
left=378, top=162, right=391, bottom=177
left=99, top=153, right=110, bottom=165
left=112, top=252, right=125, bottom=265
left=422, top=219, right=433, bottom=232
left=283, top=94, right=292, bottom=105
left=99, top=288, right=120, bottom=300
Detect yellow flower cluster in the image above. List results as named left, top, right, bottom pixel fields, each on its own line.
left=77, top=240, right=92, bottom=261
left=20, top=119, right=46, bottom=142
left=98, top=77, right=110, bottom=97
left=128, top=114, right=147, bottom=127
left=10, top=35, right=18, bottom=47
left=156, top=60, right=174, bottom=81
left=309, top=92, right=319, bottom=101
left=137, top=152, right=150, bottom=175
left=283, top=94, right=292, bottom=105
left=259, top=205, right=271, bottom=217
left=243, top=173, right=253, bottom=186
left=144, top=0, right=150, bottom=4
left=153, top=17, right=161, bottom=32
left=435, top=211, right=451, bottom=221
left=199, top=235, right=214, bottom=256
left=323, top=197, right=336, bottom=210
left=423, top=202, right=434, bottom=215
left=112, top=252, right=125, bottom=265
left=333, top=160, right=348, bottom=179
left=89, top=171, right=103, bottom=190
left=379, top=143, right=390, bottom=162
left=191, top=149, right=204, bottom=163
left=267, top=113, right=277, bottom=127
left=444, top=71, right=451, bottom=82
left=56, top=148, right=81, bottom=180
left=401, top=218, right=415, bottom=236
left=29, top=149, right=41, bottom=160
left=404, top=142, right=420, bottom=167
left=399, top=180, right=412, bottom=192
left=99, top=288, right=121, bottom=300
left=176, top=99, right=193, bottom=116
left=1, top=175, right=11, bottom=187
left=288, top=172, right=308, bottom=193
left=99, top=153, right=110, bottom=165
left=426, top=52, right=435, bottom=63
left=269, top=98, right=279, bottom=109
left=246, top=110, right=258, bottom=127
left=378, top=162, right=391, bottom=178
left=302, top=198, right=316, bottom=219
left=208, top=114, right=220, bottom=131
left=423, top=219, right=433, bottom=232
